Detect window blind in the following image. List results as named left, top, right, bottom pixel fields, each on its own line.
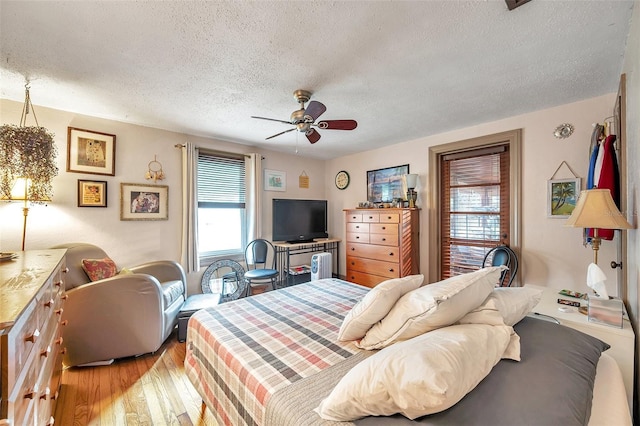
left=197, top=152, right=245, bottom=207
left=440, top=146, right=510, bottom=279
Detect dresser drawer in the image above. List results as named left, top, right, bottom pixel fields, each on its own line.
left=345, top=270, right=389, bottom=288
left=347, top=256, right=400, bottom=279
left=7, top=353, right=38, bottom=426
left=370, top=223, right=398, bottom=235
left=369, top=233, right=398, bottom=246
left=346, top=232, right=370, bottom=244
left=379, top=213, right=400, bottom=223
left=346, top=212, right=363, bottom=222
left=346, top=242, right=399, bottom=262
left=361, top=213, right=380, bottom=223
left=346, top=222, right=370, bottom=233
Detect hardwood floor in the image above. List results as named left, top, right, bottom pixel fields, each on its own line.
left=54, top=331, right=218, bottom=425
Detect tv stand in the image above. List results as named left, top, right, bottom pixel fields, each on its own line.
left=273, top=238, right=341, bottom=287
left=286, top=239, right=315, bottom=244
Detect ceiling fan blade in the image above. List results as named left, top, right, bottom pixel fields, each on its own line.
left=306, top=128, right=321, bottom=144
left=251, top=116, right=293, bottom=125
left=266, top=128, right=296, bottom=140
left=303, top=101, right=326, bottom=122
left=317, top=120, right=358, bottom=130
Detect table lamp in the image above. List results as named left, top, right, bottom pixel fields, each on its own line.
left=404, top=174, right=418, bottom=208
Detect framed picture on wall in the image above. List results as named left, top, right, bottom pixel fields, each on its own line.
left=120, top=183, right=168, bottom=220
left=367, top=164, right=409, bottom=203
left=77, top=179, right=107, bottom=207
left=67, top=127, right=116, bottom=176
left=547, top=178, right=581, bottom=218
left=264, top=169, right=286, bottom=192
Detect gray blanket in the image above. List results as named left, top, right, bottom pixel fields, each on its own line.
left=264, top=317, right=609, bottom=426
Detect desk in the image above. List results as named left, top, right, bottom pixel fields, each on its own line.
left=528, top=284, right=635, bottom=414
left=273, top=239, right=340, bottom=287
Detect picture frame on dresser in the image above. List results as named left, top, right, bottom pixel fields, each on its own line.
left=366, top=164, right=409, bottom=203
left=67, top=127, right=116, bottom=176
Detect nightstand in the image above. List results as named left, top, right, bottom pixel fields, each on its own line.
left=527, top=285, right=635, bottom=413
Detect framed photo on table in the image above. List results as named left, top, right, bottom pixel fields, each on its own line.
left=67, top=127, right=116, bottom=176
left=547, top=177, right=581, bottom=218
left=120, top=183, right=168, bottom=221
left=367, top=164, right=409, bottom=203
left=78, top=180, right=107, bottom=207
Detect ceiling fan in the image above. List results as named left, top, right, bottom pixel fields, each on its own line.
left=251, top=89, right=357, bottom=144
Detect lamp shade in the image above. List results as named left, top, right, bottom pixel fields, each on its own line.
left=565, top=189, right=632, bottom=230
left=405, top=174, right=418, bottom=189
left=0, top=177, right=51, bottom=202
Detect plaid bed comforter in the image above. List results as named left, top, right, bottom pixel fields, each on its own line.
left=184, top=278, right=369, bottom=426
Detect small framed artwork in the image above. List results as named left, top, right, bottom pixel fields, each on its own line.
left=264, top=169, right=286, bottom=192
left=67, top=127, right=116, bottom=176
left=367, top=164, right=409, bottom=203
left=548, top=178, right=581, bottom=218
left=78, top=179, right=107, bottom=207
left=120, top=183, right=168, bottom=221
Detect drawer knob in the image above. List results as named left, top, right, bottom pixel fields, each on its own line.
left=351, top=247, right=355, bottom=251
left=382, top=238, right=386, bottom=241
left=389, top=269, right=394, bottom=272
left=388, top=252, right=394, bottom=256
left=40, top=387, right=51, bottom=400
left=55, top=308, right=64, bottom=316
left=44, top=298, right=54, bottom=308
left=61, top=320, right=69, bottom=326
left=351, top=262, right=355, bottom=265
left=41, top=345, right=52, bottom=358
left=24, top=390, right=36, bottom=400
left=387, top=216, right=391, bottom=219
left=60, top=347, right=68, bottom=355
left=25, top=328, right=40, bottom=343
left=51, top=390, right=60, bottom=401
left=355, top=236, right=359, bottom=239
left=55, top=280, right=63, bottom=287
left=63, top=267, right=69, bottom=273
left=368, top=216, right=373, bottom=219
left=55, top=337, right=64, bottom=345
left=61, top=294, right=69, bottom=300
left=382, top=226, right=386, bottom=230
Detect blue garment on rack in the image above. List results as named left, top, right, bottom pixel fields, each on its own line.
left=587, top=142, right=600, bottom=189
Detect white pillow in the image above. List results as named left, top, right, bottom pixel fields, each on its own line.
left=338, top=275, right=424, bottom=341
left=488, top=286, right=543, bottom=326
left=317, top=323, right=512, bottom=421
left=357, top=266, right=506, bottom=350
left=457, top=297, right=521, bottom=361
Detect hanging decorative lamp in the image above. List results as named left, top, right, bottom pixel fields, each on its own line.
left=0, top=83, right=58, bottom=250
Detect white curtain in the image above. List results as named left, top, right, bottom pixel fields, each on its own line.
left=180, top=142, right=199, bottom=274
left=246, top=153, right=262, bottom=241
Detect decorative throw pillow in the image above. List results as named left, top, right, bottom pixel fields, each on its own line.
left=81, top=257, right=118, bottom=281
left=317, top=323, right=512, bottom=421
left=338, top=275, right=424, bottom=341
left=357, top=266, right=506, bottom=350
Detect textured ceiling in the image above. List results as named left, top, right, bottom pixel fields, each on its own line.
left=0, top=1, right=634, bottom=160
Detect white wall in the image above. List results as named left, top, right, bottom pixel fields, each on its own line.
left=0, top=99, right=326, bottom=294
left=326, top=94, right=624, bottom=296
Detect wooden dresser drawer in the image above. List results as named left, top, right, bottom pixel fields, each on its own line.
left=345, top=270, right=389, bottom=288
left=361, top=213, right=380, bottom=223
left=369, top=233, right=398, bottom=246
left=346, top=212, right=363, bottom=222
left=346, top=232, right=370, bottom=244
left=347, top=256, right=400, bottom=279
left=346, top=222, right=370, bottom=233
left=346, top=242, right=399, bottom=262
left=379, top=213, right=400, bottom=223
left=370, top=223, right=398, bottom=235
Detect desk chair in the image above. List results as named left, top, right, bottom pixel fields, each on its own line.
left=244, top=239, right=279, bottom=293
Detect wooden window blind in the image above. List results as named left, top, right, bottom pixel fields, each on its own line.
left=440, top=145, right=510, bottom=279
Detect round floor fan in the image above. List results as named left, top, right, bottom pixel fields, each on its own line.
left=251, top=89, right=357, bottom=144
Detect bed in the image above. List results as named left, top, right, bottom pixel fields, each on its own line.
left=184, top=277, right=631, bottom=426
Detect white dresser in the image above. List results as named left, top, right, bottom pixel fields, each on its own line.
left=528, top=285, right=635, bottom=413
left=0, top=250, right=67, bottom=425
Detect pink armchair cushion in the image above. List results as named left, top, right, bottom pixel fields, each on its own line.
left=81, top=257, right=118, bottom=281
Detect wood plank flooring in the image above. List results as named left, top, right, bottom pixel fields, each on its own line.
left=53, top=331, right=218, bottom=425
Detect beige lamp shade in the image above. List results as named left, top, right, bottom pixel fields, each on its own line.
left=404, top=174, right=418, bottom=189
left=0, top=177, right=51, bottom=202
left=565, top=189, right=632, bottom=230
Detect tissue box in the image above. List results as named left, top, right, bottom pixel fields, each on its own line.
left=587, top=295, right=623, bottom=328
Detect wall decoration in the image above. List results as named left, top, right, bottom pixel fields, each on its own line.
left=367, top=164, right=409, bottom=203
left=77, top=179, right=107, bottom=207
left=553, top=123, right=574, bottom=139
left=264, top=169, right=286, bottom=192
left=67, top=127, right=116, bottom=176
left=548, top=177, right=581, bottom=218
left=120, top=183, right=168, bottom=221
left=145, top=155, right=165, bottom=182
left=299, top=171, right=309, bottom=189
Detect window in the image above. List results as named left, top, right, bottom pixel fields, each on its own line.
left=428, top=130, right=521, bottom=284
left=197, top=151, right=246, bottom=259
left=441, top=146, right=510, bottom=278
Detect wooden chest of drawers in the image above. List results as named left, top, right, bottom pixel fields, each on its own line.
left=1, top=250, right=67, bottom=426
left=344, top=208, right=419, bottom=287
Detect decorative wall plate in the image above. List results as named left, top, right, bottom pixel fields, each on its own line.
left=553, top=123, right=574, bottom=139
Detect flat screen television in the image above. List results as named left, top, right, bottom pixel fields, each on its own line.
left=272, top=199, right=328, bottom=243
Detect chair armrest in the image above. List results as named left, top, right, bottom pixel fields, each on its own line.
left=62, top=273, right=165, bottom=366
left=129, top=261, right=186, bottom=286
